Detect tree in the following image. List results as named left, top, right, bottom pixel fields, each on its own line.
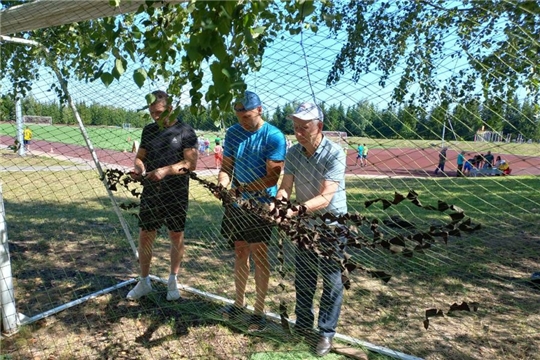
left=2, top=0, right=538, bottom=127
left=1, top=0, right=323, bottom=117
left=451, top=101, right=483, bottom=141
left=325, top=1, right=540, bottom=107
left=520, top=99, right=540, bottom=141
left=0, top=95, right=15, bottom=120
left=396, top=105, right=418, bottom=139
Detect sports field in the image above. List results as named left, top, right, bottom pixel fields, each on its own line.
left=2, top=134, right=539, bottom=177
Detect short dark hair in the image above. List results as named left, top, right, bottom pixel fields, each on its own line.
left=151, top=90, right=169, bottom=106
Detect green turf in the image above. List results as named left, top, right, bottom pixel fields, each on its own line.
left=3, top=123, right=539, bottom=156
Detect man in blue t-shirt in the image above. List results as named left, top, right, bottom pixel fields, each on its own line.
left=126, top=90, right=198, bottom=302
left=217, top=91, right=286, bottom=331
left=355, top=143, right=364, bottom=166
left=275, top=102, right=347, bottom=357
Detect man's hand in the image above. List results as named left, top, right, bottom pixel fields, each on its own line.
left=128, top=170, right=146, bottom=181
left=145, top=167, right=168, bottom=181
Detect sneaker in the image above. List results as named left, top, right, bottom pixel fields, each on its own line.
left=126, top=279, right=153, bottom=300
left=167, top=277, right=181, bottom=301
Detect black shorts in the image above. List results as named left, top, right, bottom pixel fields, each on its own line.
left=220, top=205, right=273, bottom=246
left=138, top=186, right=188, bottom=232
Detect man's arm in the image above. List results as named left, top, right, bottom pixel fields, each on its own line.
left=241, top=159, right=284, bottom=192
left=146, top=147, right=198, bottom=181
left=276, top=173, right=294, bottom=201
left=177, top=147, right=198, bottom=172
left=131, top=148, right=147, bottom=179
left=302, top=180, right=340, bottom=213
left=218, top=155, right=234, bottom=188
left=276, top=176, right=339, bottom=215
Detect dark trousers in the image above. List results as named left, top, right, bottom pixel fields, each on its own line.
left=294, top=248, right=344, bottom=338
left=457, top=164, right=464, bottom=177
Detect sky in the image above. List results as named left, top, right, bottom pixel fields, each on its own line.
left=1, top=25, right=403, bottom=115
left=1, top=3, right=526, bottom=121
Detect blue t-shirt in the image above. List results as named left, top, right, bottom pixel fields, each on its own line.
left=457, top=153, right=465, bottom=165
left=284, top=136, right=347, bottom=216
left=224, top=122, right=286, bottom=199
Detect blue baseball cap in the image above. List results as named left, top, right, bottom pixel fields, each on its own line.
left=235, top=91, right=262, bottom=111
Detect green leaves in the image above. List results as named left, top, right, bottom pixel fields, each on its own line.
left=112, top=58, right=125, bottom=78
left=133, top=68, right=147, bottom=88
left=100, top=72, right=114, bottom=87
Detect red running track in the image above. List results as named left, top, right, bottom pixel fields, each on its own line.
left=2, top=135, right=539, bottom=177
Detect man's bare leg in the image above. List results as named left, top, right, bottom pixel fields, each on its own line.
left=234, top=240, right=251, bottom=308
left=251, top=242, right=269, bottom=315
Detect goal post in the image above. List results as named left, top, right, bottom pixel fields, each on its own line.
left=1, top=4, right=539, bottom=359
left=0, top=183, right=20, bottom=335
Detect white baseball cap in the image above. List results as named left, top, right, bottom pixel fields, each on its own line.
left=288, top=102, right=324, bottom=122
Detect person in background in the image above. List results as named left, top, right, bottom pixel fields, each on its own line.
left=434, top=147, right=447, bottom=175
left=204, top=137, right=210, bottom=156
left=463, top=156, right=475, bottom=177
left=198, top=138, right=206, bottom=156
left=457, top=150, right=466, bottom=177
left=8, top=139, right=21, bottom=152
left=483, top=151, right=494, bottom=169
left=275, top=102, right=347, bottom=357
left=494, top=155, right=512, bottom=175
left=362, top=143, right=369, bottom=166
left=23, top=126, right=32, bottom=151
left=355, top=143, right=364, bottom=166
left=213, top=139, right=223, bottom=169
left=217, top=90, right=286, bottom=331
left=126, top=90, right=198, bottom=302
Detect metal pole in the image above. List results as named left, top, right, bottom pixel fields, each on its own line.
left=0, top=183, right=19, bottom=334
left=441, top=123, right=446, bottom=148
left=15, top=94, right=25, bottom=156
left=19, top=279, right=136, bottom=326
left=0, top=35, right=139, bottom=259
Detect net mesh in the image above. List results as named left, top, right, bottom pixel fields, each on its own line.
left=1, top=3, right=539, bottom=360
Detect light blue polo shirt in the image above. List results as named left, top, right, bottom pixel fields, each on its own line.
left=224, top=122, right=286, bottom=199
left=284, top=136, right=347, bottom=216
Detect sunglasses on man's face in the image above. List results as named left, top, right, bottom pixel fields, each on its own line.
left=234, top=106, right=249, bottom=112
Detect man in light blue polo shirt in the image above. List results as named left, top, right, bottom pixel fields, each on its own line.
left=218, top=90, right=286, bottom=331
left=275, top=102, right=347, bottom=357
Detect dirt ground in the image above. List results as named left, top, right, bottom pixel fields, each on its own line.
left=1, top=139, right=539, bottom=360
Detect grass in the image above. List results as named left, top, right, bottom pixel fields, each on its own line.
left=0, top=122, right=143, bottom=152
left=1, top=152, right=539, bottom=359
left=2, top=122, right=540, bottom=156
left=1, top=149, right=81, bottom=167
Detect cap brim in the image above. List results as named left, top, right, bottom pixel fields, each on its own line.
left=288, top=113, right=318, bottom=121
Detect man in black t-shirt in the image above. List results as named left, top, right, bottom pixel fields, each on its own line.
left=126, top=90, right=198, bottom=301
left=483, top=151, right=494, bottom=169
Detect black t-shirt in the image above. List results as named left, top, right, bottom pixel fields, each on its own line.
left=484, top=153, right=494, bottom=165
left=140, top=120, right=198, bottom=193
